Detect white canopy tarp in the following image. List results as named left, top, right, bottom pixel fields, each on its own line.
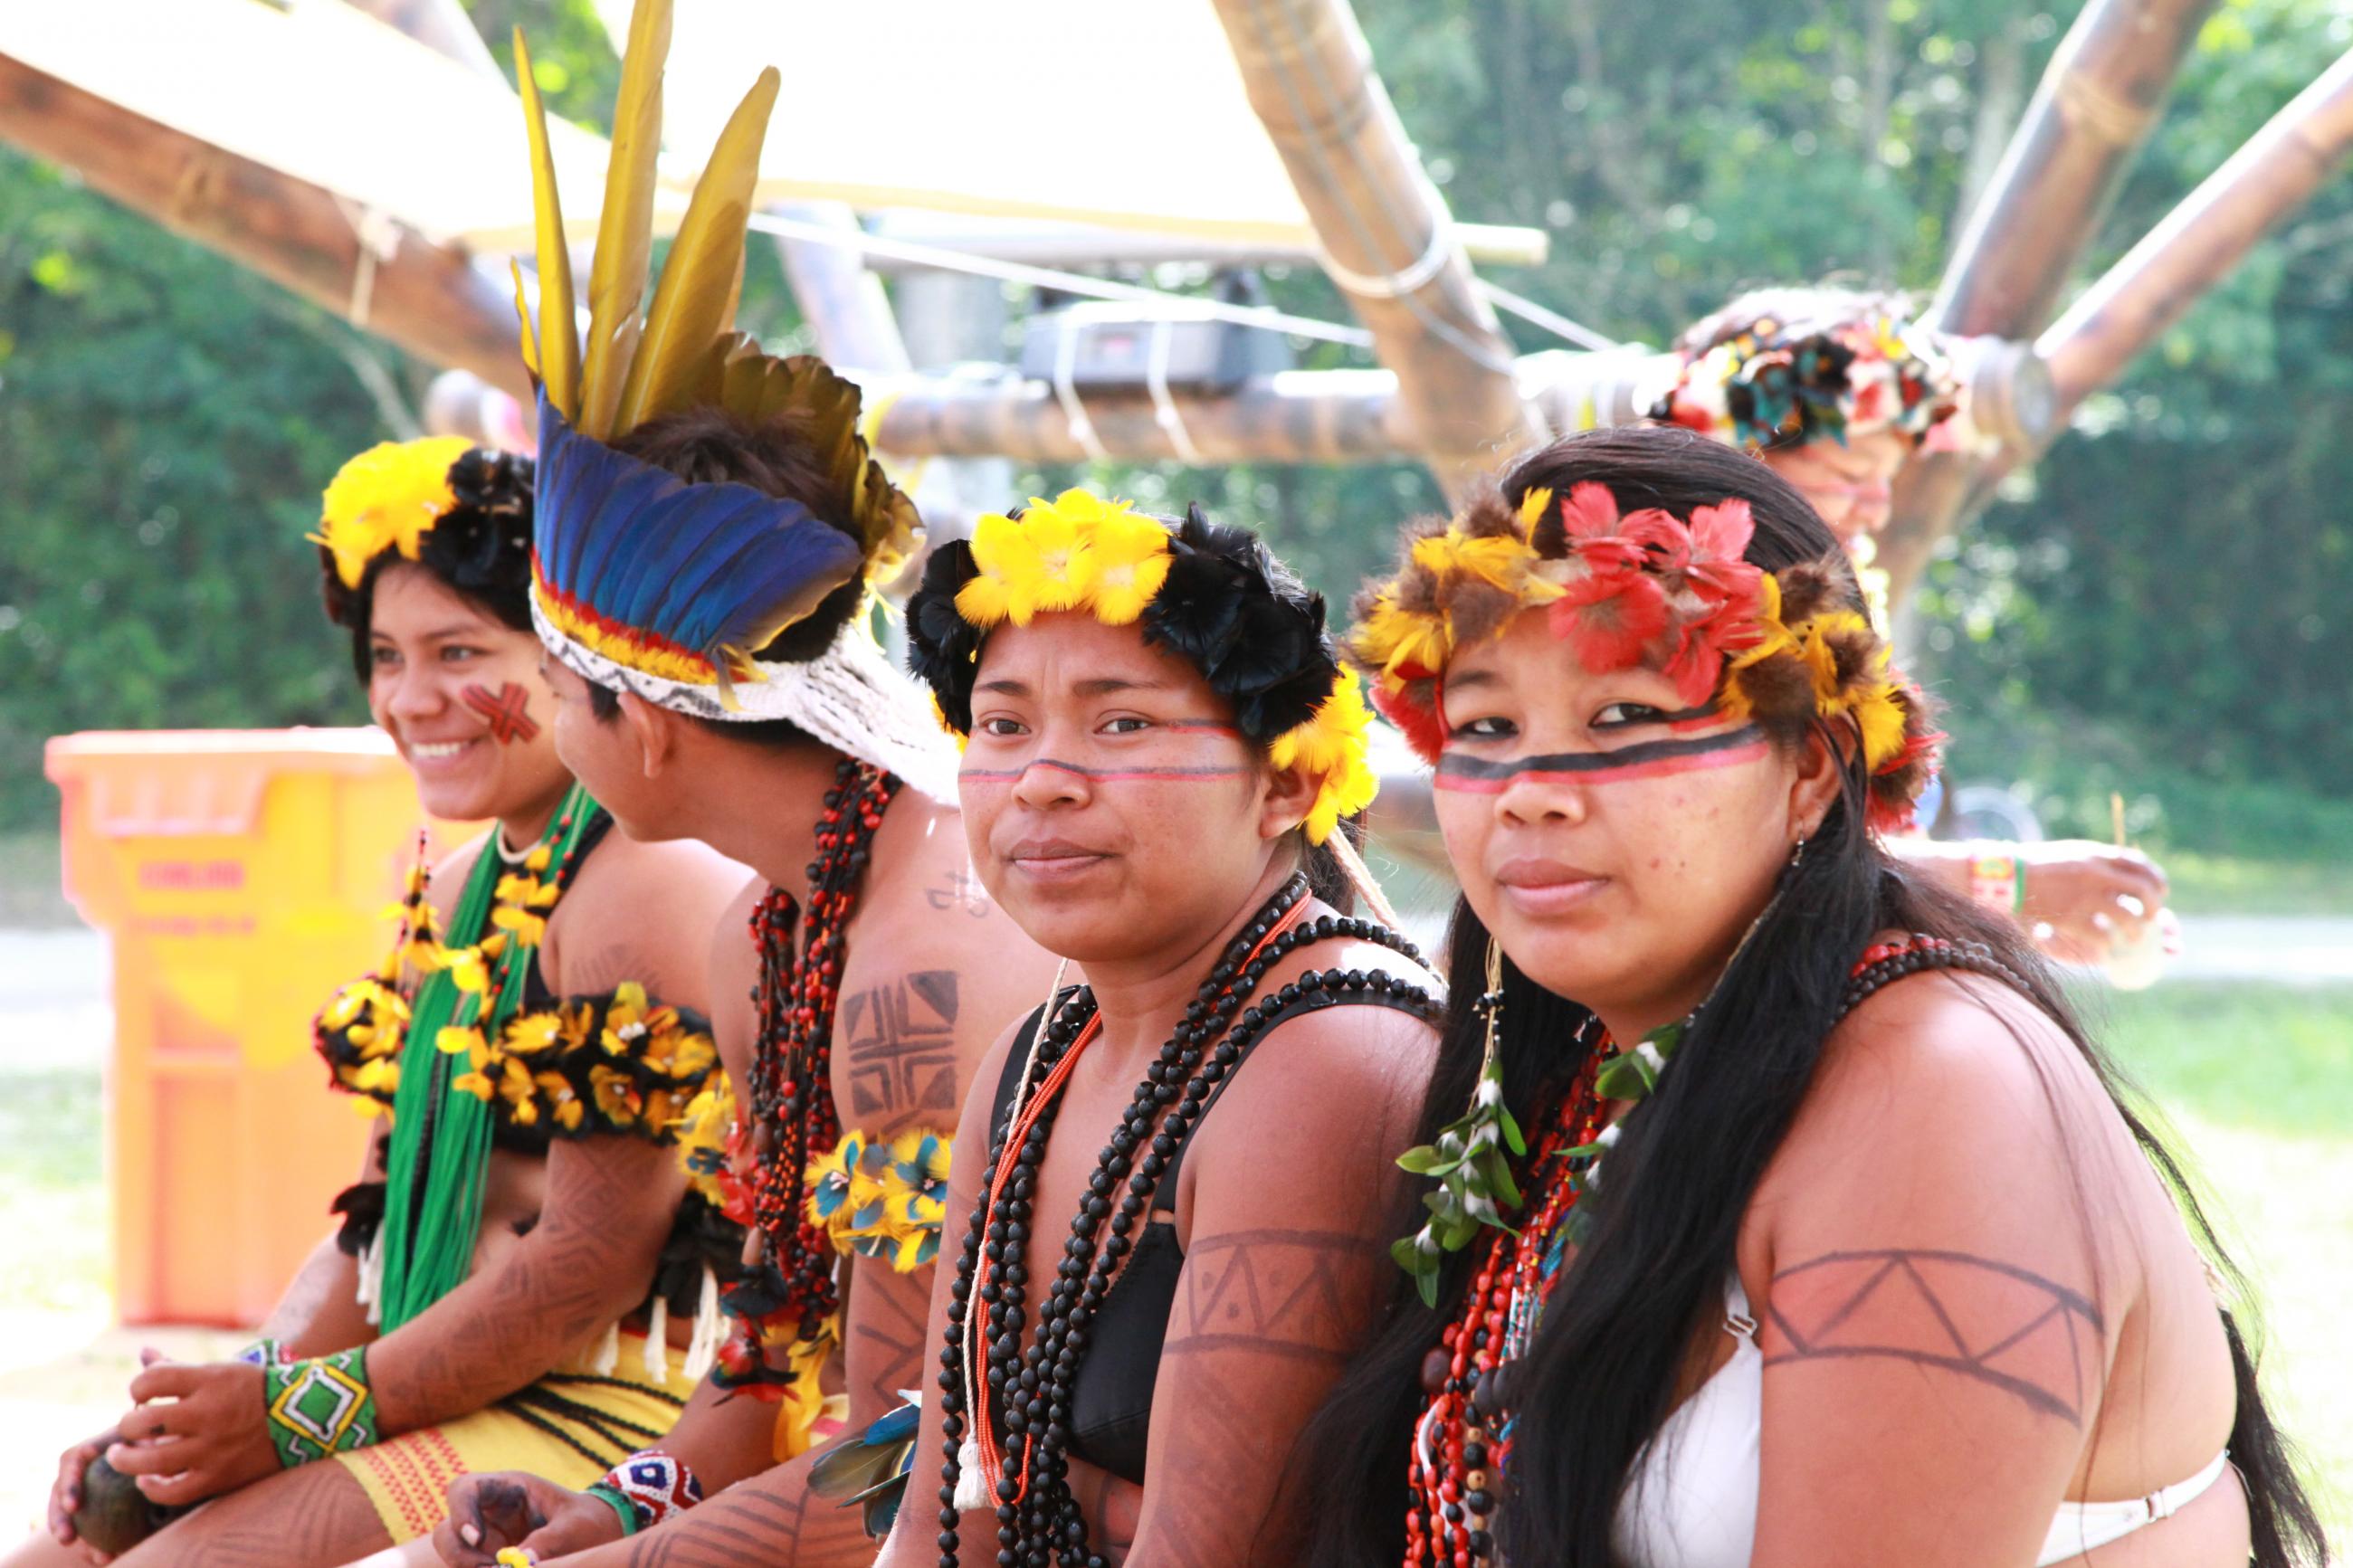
left=0, top=0, right=629, bottom=248
left=3, top=0, right=1526, bottom=258
left=641, top=0, right=1321, bottom=247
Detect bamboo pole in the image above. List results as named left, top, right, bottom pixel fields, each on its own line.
left=0, top=54, right=529, bottom=400
left=1209, top=0, right=1540, bottom=497
left=1880, top=0, right=2217, bottom=606
left=772, top=201, right=915, bottom=378
left=1885, top=47, right=2353, bottom=604
left=2040, top=48, right=2353, bottom=413
left=868, top=369, right=1413, bottom=464
left=1929, top=0, right=2217, bottom=339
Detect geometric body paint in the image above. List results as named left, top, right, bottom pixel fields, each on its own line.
left=1765, top=1248, right=2104, bottom=1427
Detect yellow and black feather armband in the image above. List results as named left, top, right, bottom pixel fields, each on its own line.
left=312, top=975, right=408, bottom=1111
left=448, top=983, right=719, bottom=1144
left=806, top=1127, right=952, bottom=1270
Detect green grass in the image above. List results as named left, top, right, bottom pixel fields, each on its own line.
left=2081, top=981, right=2353, bottom=1533
left=2161, top=851, right=2353, bottom=917
left=0, top=1069, right=108, bottom=1316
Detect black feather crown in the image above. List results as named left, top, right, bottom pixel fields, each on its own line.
left=905, top=493, right=1338, bottom=743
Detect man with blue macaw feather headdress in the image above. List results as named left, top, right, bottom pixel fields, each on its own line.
left=418, top=5, right=1060, bottom=1567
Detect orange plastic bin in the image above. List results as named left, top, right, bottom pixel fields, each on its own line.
left=44, top=728, right=438, bottom=1327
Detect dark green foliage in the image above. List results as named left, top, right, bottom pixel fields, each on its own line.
left=0, top=150, right=380, bottom=827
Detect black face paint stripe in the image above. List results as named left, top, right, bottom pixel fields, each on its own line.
left=1434, top=725, right=1768, bottom=792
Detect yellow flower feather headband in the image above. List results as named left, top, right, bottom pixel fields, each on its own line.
left=312, top=439, right=538, bottom=650
left=907, top=489, right=1377, bottom=845
left=312, top=437, right=475, bottom=590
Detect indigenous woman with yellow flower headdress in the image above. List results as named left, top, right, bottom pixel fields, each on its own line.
left=855, top=491, right=1443, bottom=1568
left=1295, top=426, right=2322, bottom=1568
left=15, top=439, right=751, bottom=1568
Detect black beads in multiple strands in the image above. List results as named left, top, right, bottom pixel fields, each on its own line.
left=933, top=874, right=1434, bottom=1568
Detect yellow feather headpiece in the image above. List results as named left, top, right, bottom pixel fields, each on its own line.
left=310, top=437, right=473, bottom=589
left=512, top=2, right=917, bottom=587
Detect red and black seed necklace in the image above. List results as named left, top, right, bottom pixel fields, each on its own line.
left=1405, top=932, right=2033, bottom=1565
left=740, top=759, right=900, bottom=1343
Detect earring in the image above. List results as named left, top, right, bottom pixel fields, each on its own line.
left=1788, top=834, right=1808, bottom=870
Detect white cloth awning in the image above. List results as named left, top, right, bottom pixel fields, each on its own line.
left=2, top=0, right=1544, bottom=261
left=0, top=0, right=627, bottom=248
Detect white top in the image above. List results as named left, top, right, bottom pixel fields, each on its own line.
left=1611, top=1275, right=2231, bottom=1568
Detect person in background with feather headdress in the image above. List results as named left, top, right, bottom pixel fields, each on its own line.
left=1653, top=286, right=2176, bottom=976
left=10, top=442, right=751, bottom=1568
left=409, top=7, right=1059, bottom=1568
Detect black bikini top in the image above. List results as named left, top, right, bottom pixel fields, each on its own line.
left=985, top=976, right=1441, bottom=1487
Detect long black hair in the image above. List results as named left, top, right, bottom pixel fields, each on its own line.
left=1297, top=426, right=2325, bottom=1567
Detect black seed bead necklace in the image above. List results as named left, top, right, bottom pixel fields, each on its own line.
left=931, top=872, right=1435, bottom=1568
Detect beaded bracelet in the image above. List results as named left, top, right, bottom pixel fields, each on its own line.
left=595, top=1450, right=703, bottom=1535
left=233, top=1337, right=292, bottom=1367
left=1968, top=852, right=2024, bottom=913
left=262, top=1346, right=379, bottom=1468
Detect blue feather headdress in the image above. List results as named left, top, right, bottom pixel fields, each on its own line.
left=532, top=394, right=866, bottom=706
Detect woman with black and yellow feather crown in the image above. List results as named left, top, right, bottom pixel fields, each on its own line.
left=847, top=490, right=1445, bottom=1568
left=14, top=402, right=753, bottom=1568
left=423, top=6, right=1061, bottom=1568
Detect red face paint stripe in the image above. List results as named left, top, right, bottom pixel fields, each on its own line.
left=959, top=758, right=1251, bottom=784
left=1162, top=719, right=1246, bottom=737
left=1662, top=705, right=1725, bottom=733
left=1434, top=727, right=1767, bottom=793
left=462, top=683, right=539, bottom=745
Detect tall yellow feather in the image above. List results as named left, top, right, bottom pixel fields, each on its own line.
left=611, top=66, right=781, bottom=435
left=575, top=0, right=672, bottom=441
left=513, top=28, right=579, bottom=417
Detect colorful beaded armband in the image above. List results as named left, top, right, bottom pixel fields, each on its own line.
left=595, top=1450, right=703, bottom=1534
left=262, top=1346, right=379, bottom=1468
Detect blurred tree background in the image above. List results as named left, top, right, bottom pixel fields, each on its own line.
left=3, top=0, right=2348, bottom=877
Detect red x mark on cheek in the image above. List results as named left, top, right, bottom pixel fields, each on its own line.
left=462, top=683, right=540, bottom=745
